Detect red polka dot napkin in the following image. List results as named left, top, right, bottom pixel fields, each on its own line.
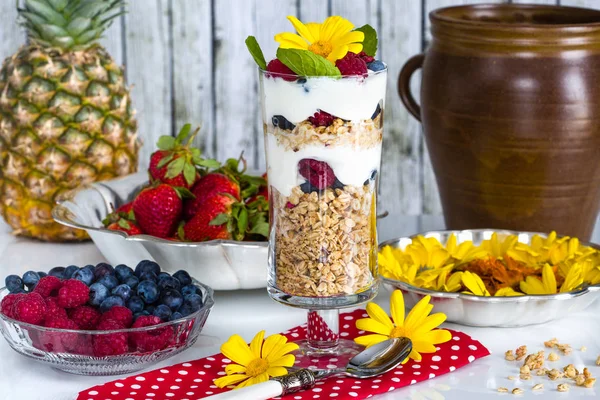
left=78, top=309, right=489, bottom=400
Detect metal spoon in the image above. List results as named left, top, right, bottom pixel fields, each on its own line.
left=206, top=337, right=412, bottom=400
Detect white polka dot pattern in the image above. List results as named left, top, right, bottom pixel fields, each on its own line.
left=77, top=309, right=489, bottom=400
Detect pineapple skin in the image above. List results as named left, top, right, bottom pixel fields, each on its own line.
left=0, top=44, right=139, bottom=241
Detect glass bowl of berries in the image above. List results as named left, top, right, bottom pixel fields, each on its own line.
left=0, top=261, right=214, bottom=375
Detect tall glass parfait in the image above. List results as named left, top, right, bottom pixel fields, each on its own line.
left=261, top=67, right=387, bottom=360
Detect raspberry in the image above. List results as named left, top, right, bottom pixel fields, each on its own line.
left=13, top=292, right=47, bottom=325
left=0, top=293, right=26, bottom=319
left=298, top=159, right=336, bottom=190
left=93, top=319, right=129, bottom=357
left=100, top=306, right=133, bottom=328
left=357, top=51, right=374, bottom=63
left=45, top=297, right=68, bottom=320
left=308, top=110, right=335, bottom=127
left=38, top=317, right=81, bottom=353
left=33, top=276, right=63, bottom=298
left=57, top=279, right=90, bottom=309
left=266, top=59, right=296, bottom=81
left=130, top=315, right=174, bottom=352
left=335, top=51, right=368, bottom=76
left=69, top=305, right=101, bottom=330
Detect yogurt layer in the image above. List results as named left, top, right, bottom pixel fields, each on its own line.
left=261, top=71, right=387, bottom=123
left=266, top=134, right=381, bottom=197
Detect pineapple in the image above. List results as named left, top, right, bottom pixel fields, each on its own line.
left=0, top=0, right=139, bottom=241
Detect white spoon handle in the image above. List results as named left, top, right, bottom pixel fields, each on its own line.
left=204, top=380, right=283, bottom=400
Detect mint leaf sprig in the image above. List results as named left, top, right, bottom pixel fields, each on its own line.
left=354, top=24, right=377, bottom=56
left=276, top=48, right=341, bottom=77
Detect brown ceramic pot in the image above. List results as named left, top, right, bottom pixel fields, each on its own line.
left=398, top=4, right=600, bottom=240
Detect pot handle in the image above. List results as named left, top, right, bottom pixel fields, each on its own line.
left=397, top=53, right=424, bottom=122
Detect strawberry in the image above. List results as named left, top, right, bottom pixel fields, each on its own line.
left=133, top=184, right=183, bottom=238
left=183, top=173, right=241, bottom=220
left=182, top=194, right=236, bottom=241
left=149, top=124, right=220, bottom=189
left=102, top=201, right=136, bottom=230
left=107, top=220, right=143, bottom=235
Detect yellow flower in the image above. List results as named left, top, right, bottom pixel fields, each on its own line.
left=354, top=290, right=451, bottom=363
left=275, top=16, right=364, bottom=62
left=479, top=233, right=518, bottom=259
left=560, top=263, right=583, bottom=293
left=406, top=236, right=451, bottom=270
left=214, top=331, right=298, bottom=389
left=445, top=234, right=487, bottom=264
left=461, top=271, right=490, bottom=296
left=519, top=264, right=556, bottom=295
left=494, top=287, right=524, bottom=297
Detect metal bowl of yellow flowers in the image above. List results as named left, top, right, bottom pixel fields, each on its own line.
left=379, top=229, right=600, bottom=327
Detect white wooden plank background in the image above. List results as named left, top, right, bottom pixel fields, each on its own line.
left=0, top=0, right=568, bottom=215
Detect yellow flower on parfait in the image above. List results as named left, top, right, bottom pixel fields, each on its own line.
left=461, top=271, right=490, bottom=296
left=494, top=287, right=524, bottom=297
left=214, top=331, right=298, bottom=389
left=519, top=264, right=557, bottom=295
left=275, top=16, right=364, bottom=63
left=354, top=290, right=451, bottom=363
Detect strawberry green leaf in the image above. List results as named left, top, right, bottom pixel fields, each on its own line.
left=226, top=218, right=235, bottom=233
left=156, top=153, right=174, bottom=168
left=183, top=162, right=196, bottom=186
left=209, top=213, right=229, bottom=226
left=166, top=157, right=185, bottom=178
left=245, top=35, right=267, bottom=70
left=127, top=210, right=135, bottom=220
left=174, top=186, right=196, bottom=199
left=241, top=186, right=259, bottom=199
left=190, top=148, right=202, bottom=157
left=157, top=135, right=176, bottom=151
left=243, top=175, right=267, bottom=186
left=354, top=24, right=377, bottom=56
left=276, top=48, right=341, bottom=77
left=238, top=207, right=248, bottom=234
left=250, top=219, right=269, bottom=238
left=175, top=123, right=192, bottom=144
left=117, top=219, right=131, bottom=230
left=225, top=157, right=240, bottom=173
left=195, top=158, right=221, bottom=169
left=177, top=222, right=185, bottom=241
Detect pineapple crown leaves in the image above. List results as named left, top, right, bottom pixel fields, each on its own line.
left=19, top=0, right=126, bottom=50
left=155, top=123, right=220, bottom=187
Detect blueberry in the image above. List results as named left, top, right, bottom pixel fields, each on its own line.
left=184, top=293, right=203, bottom=312
left=5, top=275, right=23, bottom=293
left=123, top=275, right=139, bottom=290
left=63, top=265, right=79, bottom=279
left=48, top=266, right=66, bottom=279
left=37, top=271, right=47, bottom=278
left=114, top=264, right=134, bottom=281
left=22, top=271, right=40, bottom=290
left=97, top=274, right=119, bottom=290
left=153, top=304, right=172, bottom=321
left=112, top=284, right=132, bottom=301
left=133, top=310, right=150, bottom=321
left=127, top=296, right=145, bottom=313
left=173, top=270, right=192, bottom=287
left=94, top=263, right=114, bottom=280
left=370, top=103, right=382, bottom=120
left=89, top=282, right=109, bottom=306
left=161, top=289, right=183, bottom=311
left=137, top=280, right=160, bottom=304
left=145, top=305, right=155, bottom=314
left=332, top=178, right=345, bottom=190
left=367, top=60, right=385, bottom=72
left=100, top=295, right=125, bottom=313
left=181, top=284, right=200, bottom=297
left=177, top=304, right=192, bottom=317
left=300, top=181, right=319, bottom=194
left=272, top=115, right=296, bottom=131
left=73, top=266, right=94, bottom=286
left=134, top=260, right=160, bottom=278
left=170, top=311, right=184, bottom=321
left=139, top=271, right=158, bottom=282
left=158, top=272, right=171, bottom=281
left=158, top=276, right=181, bottom=292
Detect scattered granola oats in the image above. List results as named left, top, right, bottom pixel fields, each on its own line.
left=520, top=365, right=531, bottom=375
left=547, top=368, right=564, bottom=380
left=557, top=383, right=570, bottom=392
left=508, top=375, right=517, bottom=380
left=548, top=352, right=559, bottom=361
left=584, top=378, right=596, bottom=388
left=497, top=387, right=509, bottom=393
left=583, top=367, right=592, bottom=379
left=563, top=364, right=577, bottom=379
left=532, top=383, right=543, bottom=391
left=580, top=346, right=587, bottom=352
left=515, top=345, right=527, bottom=361
left=519, top=374, right=532, bottom=381
left=596, top=356, right=600, bottom=366
left=512, top=388, right=524, bottom=395
left=557, top=344, right=572, bottom=355
left=544, top=338, right=559, bottom=348
left=505, top=350, right=516, bottom=361
left=536, top=368, right=549, bottom=376
left=575, top=375, right=586, bottom=386
left=524, top=351, right=545, bottom=370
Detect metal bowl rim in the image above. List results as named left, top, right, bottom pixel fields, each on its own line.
left=379, top=228, right=600, bottom=302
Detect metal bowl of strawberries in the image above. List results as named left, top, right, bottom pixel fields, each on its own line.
left=53, top=127, right=269, bottom=290
left=0, top=262, right=214, bottom=376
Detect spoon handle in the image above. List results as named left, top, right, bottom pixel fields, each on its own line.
left=204, top=369, right=316, bottom=400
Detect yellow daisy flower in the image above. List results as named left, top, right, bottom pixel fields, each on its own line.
left=354, top=290, right=451, bottom=363
left=445, top=234, right=487, bottom=264
left=214, top=331, right=298, bottom=390
left=274, top=16, right=364, bottom=62
left=560, top=262, right=583, bottom=293
left=461, top=271, right=490, bottom=296
left=479, top=233, right=518, bottom=259
left=494, top=287, right=524, bottom=297
left=519, top=264, right=557, bottom=295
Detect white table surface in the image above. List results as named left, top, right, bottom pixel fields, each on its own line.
left=1, top=216, right=600, bottom=400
